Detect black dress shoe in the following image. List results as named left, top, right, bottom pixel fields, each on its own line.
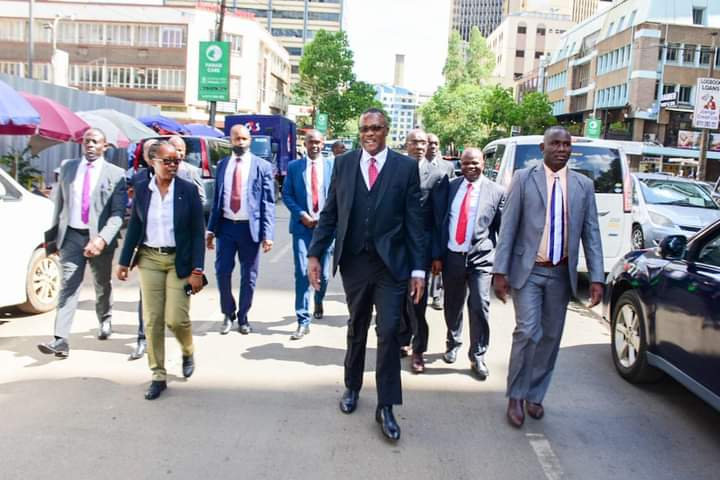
left=443, top=346, right=460, bottom=364
left=98, top=320, right=112, bottom=340
left=471, top=356, right=489, bottom=380
left=128, top=339, right=147, bottom=361
left=313, top=304, right=324, bottom=319
left=375, top=405, right=401, bottom=441
left=220, top=315, right=234, bottom=335
left=37, top=338, right=69, bottom=358
left=339, top=389, right=359, bottom=414
left=290, top=325, right=309, bottom=340
left=182, top=355, right=195, bottom=378
left=238, top=323, right=252, bottom=335
left=144, top=380, right=167, bottom=400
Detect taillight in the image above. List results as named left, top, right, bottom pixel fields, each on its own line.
left=133, top=143, right=143, bottom=171
left=623, top=167, right=632, bottom=213
left=200, top=140, right=210, bottom=178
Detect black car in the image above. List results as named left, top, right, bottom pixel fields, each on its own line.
left=603, top=221, right=720, bottom=412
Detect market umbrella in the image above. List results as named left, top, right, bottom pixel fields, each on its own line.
left=0, top=80, right=41, bottom=135
left=88, top=109, right=156, bottom=142
left=138, top=114, right=190, bottom=135
left=76, top=111, right=130, bottom=148
left=20, top=93, right=90, bottom=154
left=185, top=123, right=224, bottom=138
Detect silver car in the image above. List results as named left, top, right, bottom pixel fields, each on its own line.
left=630, top=173, right=720, bottom=249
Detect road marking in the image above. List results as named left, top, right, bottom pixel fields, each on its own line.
left=270, top=243, right=292, bottom=263
left=526, top=433, right=564, bottom=480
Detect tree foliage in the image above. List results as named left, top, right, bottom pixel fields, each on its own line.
left=419, top=84, right=486, bottom=149
left=320, top=81, right=382, bottom=135
left=443, top=31, right=466, bottom=88
left=465, top=26, right=495, bottom=85
left=515, top=92, right=557, bottom=134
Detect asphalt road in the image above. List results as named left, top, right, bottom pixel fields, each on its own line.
left=1, top=208, right=719, bottom=480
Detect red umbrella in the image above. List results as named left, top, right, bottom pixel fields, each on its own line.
left=20, top=93, right=90, bottom=153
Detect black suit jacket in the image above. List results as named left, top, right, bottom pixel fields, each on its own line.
left=308, top=148, right=426, bottom=282
left=119, top=176, right=206, bottom=278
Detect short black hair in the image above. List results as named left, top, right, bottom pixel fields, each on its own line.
left=147, top=140, right=175, bottom=160
left=544, top=125, right=570, bottom=138
left=360, top=107, right=389, bottom=125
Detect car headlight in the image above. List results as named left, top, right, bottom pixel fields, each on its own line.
left=649, top=211, right=674, bottom=228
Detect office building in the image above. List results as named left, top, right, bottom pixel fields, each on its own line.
left=450, top=0, right=504, bottom=39
left=374, top=84, right=424, bottom=146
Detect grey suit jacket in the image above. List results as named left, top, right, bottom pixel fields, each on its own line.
left=177, top=162, right=206, bottom=206
left=492, top=164, right=604, bottom=295
left=431, top=156, right=455, bottom=179
left=52, top=158, right=127, bottom=250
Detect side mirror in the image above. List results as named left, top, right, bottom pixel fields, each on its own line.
left=658, top=235, right=687, bottom=260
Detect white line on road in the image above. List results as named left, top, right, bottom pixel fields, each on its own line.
left=270, top=242, right=292, bottom=263
left=527, top=433, right=564, bottom=480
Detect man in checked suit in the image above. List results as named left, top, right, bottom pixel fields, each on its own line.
left=37, top=128, right=127, bottom=357
left=207, top=124, right=275, bottom=335
left=307, top=108, right=426, bottom=442
left=493, top=126, right=604, bottom=428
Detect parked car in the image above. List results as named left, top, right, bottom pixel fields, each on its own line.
left=603, top=223, right=720, bottom=412
left=0, top=168, right=60, bottom=313
left=484, top=135, right=633, bottom=272
left=630, top=174, right=720, bottom=249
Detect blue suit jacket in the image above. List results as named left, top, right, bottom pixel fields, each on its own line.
left=207, top=153, right=275, bottom=243
left=119, top=177, right=205, bottom=278
left=282, top=156, right=333, bottom=236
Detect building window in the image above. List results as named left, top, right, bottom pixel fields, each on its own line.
left=516, top=50, right=524, bottom=58
left=286, top=46, right=302, bottom=56
left=666, top=43, right=680, bottom=62
left=135, top=25, right=159, bottom=47
left=535, top=51, right=543, bottom=59
left=514, top=72, right=522, bottom=80
left=223, top=33, right=243, bottom=56
left=108, top=66, right=132, bottom=88
left=682, top=44, right=696, bottom=64
left=693, top=8, right=705, bottom=26
left=161, top=27, right=184, bottom=48
left=537, top=27, right=546, bottom=36
left=700, top=46, right=713, bottom=65
left=291, top=65, right=299, bottom=74
left=678, top=85, right=692, bottom=104
left=607, top=22, right=614, bottom=37
left=662, top=84, right=675, bottom=95
left=628, top=10, right=637, bottom=27
left=106, top=24, right=132, bottom=46
left=77, top=23, right=104, bottom=44
left=517, top=25, right=526, bottom=34
left=0, top=19, right=24, bottom=41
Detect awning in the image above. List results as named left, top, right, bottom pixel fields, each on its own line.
left=642, top=145, right=720, bottom=160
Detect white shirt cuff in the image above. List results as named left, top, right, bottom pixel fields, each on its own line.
left=411, top=270, right=426, bottom=279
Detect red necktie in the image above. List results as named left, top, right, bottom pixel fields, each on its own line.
left=368, top=157, right=378, bottom=189
left=230, top=158, right=242, bottom=213
left=311, top=160, right=319, bottom=213
left=455, top=183, right=474, bottom=245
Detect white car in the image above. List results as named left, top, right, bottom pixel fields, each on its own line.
left=0, top=168, right=60, bottom=313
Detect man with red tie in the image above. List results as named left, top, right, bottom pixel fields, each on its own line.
left=282, top=130, right=334, bottom=340
left=431, top=148, right=504, bottom=379
left=207, top=124, right=275, bottom=335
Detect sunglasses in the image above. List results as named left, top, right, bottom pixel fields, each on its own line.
left=158, top=158, right=180, bottom=166
left=359, top=125, right=386, bottom=133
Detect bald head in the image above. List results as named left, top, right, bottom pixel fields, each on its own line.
left=304, top=129, right=324, bottom=160
left=460, top=147, right=484, bottom=182
left=405, top=129, right=428, bottom=161
left=426, top=133, right=440, bottom=160
left=540, top=126, right=572, bottom=172
left=230, top=124, right=251, bottom=156
left=167, top=135, right=186, bottom=161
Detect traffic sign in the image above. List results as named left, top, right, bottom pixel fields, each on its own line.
left=198, top=41, right=230, bottom=102
left=315, top=112, right=329, bottom=133
left=585, top=118, right=602, bottom=139
left=693, top=77, right=720, bottom=130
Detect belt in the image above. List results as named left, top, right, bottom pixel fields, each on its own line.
left=143, top=245, right=176, bottom=255
left=535, top=257, right=568, bottom=268
left=223, top=218, right=249, bottom=224
left=448, top=250, right=468, bottom=256
left=69, top=226, right=90, bottom=234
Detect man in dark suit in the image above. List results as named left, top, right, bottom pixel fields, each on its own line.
left=37, top=128, right=127, bottom=358
left=432, top=148, right=504, bottom=379
left=282, top=130, right=334, bottom=340
left=207, top=124, right=275, bottom=335
left=307, top=108, right=426, bottom=442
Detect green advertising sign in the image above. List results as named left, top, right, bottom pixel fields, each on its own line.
left=585, top=118, right=601, bottom=139
left=315, top=113, right=329, bottom=133
left=198, top=41, right=230, bottom=102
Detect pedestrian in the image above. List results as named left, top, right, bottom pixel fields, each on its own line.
left=331, top=140, right=347, bottom=157
left=493, top=126, right=604, bottom=428
left=400, top=128, right=446, bottom=374
left=37, top=128, right=127, bottom=358
left=432, top=148, right=504, bottom=380
left=207, top=124, right=275, bottom=335
left=282, top=129, right=334, bottom=340
left=168, top=135, right=207, bottom=207
left=117, top=141, right=206, bottom=400
left=307, top=108, right=426, bottom=442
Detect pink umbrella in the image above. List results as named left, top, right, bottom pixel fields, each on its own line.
left=20, top=93, right=90, bottom=153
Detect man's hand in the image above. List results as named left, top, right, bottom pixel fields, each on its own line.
left=262, top=240, right=273, bottom=253
left=188, top=274, right=204, bottom=294
left=84, top=237, right=106, bottom=257
left=493, top=273, right=510, bottom=304
left=431, top=260, right=443, bottom=275
left=206, top=232, right=215, bottom=250
left=588, top=282, right=603, bottom=308
left=308, top=256, right=321, bottom=291
left=300, top=213, right=316, bottom=229
left=116, top=266, right=129, bottom=281
left=409, top=277, right=426, bottom=305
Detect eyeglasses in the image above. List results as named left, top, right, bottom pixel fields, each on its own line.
left=359, top=125, right=386, bottom=133
left=159, top=158, right=180, bottom=166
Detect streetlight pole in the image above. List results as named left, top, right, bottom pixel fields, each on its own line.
left=697, top=32, right=718, bottom=182
left=27, top=0, right=34, bottom=79
left=208, top=0, right=226, bottom=127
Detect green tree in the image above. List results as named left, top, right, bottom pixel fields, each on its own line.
left=443, top=31, right=466, bottom=88
left=319, top=80, right=382, bottom=136
left=477, top=85, right=517, bottom=133
left=514, top=92, right=556, bottom=134
left=465, top=26, right=495, bottom=84
left=0, top=147, right=41, bottom=189
left=419, top=84, right=487, bottom=150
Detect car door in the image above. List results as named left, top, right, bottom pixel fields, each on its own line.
left=0, top=173, right=33, bottom=307
left=654, top=227, right=720, bottom=394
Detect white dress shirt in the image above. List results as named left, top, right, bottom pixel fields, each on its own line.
left=304, top=156, right=325, bottom=219
left=144, top=178, right=176, bottom=247
left=447, top=177, right=482, bottom=253
left=69, top=156, right=105, bottom=229
left=222, top=152, right=252, bottom=221
left=359, top=148, right=388, bottom=189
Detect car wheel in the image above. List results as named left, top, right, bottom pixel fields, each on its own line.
left=17, top=250, right=61, bottom=314
left=631, top=225, right=645, bottom=250
left=610, top=291, right=663, bottom=383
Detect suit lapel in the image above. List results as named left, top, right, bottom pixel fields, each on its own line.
left=298, top=158, right=309, bottom=210
left=217, top=157, right=229, bottom=200
left=373, top=150, right=395, bottom=208
left=65, top=160, right=80, bottom=213
left=567, top=170, right=582, bottom=237
left=342, top=150, right=361, bottom=213
left=247, top=155, right=258, bottom=199
left=531, top=165, right=547, bottom=209
left=173, top=179, right=184, bottom=236
left=323, top=158, right=333, bottom=196
left=92, top=161, right=109, bottom=214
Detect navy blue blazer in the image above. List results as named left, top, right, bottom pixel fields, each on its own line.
left=282, top=156, right=333, bottom=236
left=207, top=153, right=275, bottom=243
left=119, top=177, right=205, bottom=278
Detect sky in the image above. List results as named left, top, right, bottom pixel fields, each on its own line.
left=344, top=0, right=451, bottom=95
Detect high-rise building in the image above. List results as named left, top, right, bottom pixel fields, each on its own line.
left=374, top=84, right=422, bottom=146
left=503, top=0, right=572, bottom=16
left=450, top=0, right=504, bottom=39
left=394, top=54, right=405, bottom=88
left=234, top=0, right=344, bottom=83
left=572, top=0, right=612, bottom=23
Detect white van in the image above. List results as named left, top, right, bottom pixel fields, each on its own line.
left=483, top=135, right=633, bottom=273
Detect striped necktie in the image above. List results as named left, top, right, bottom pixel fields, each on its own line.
left=548, top=173, right=564, bottom=264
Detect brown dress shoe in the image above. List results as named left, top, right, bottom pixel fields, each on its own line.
left=526, top=402, right=544, bottom=420
left=507, top=398, right=525, bottom=428
left=411, top=352, right=425, bottom=374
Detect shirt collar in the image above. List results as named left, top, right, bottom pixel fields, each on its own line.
left=361, top=148, right=388, bottom=168
left=307, top=155, right=322, bottom=164
left=465, top=175, right=482, bottom=186
left=149, top=176, right=175, bottom=195
left=543, top=163, right=567, bottom=179
left=232, top=152, right=251, bottom=163
left=83, top=156, right=104, bottom=167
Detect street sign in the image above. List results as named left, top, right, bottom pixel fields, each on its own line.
left=660, top=92, right=677, bottom=108
left=585, top=118, right=602, bottom=139
left=315, top=112, right=328, bottom=133
left=198, top=41, right=230, bottom=102
left=693, top=77, right=720, bottom=130
left=510, top=125, right=522, bottom=137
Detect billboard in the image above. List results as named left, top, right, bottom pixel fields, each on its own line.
left=692, top=77, right=720, bottom=130
left=677, top=130, right=720, bottom=151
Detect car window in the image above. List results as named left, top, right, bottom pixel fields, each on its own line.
left=182, top=138, right=202, bottom=169
left=514, top=144, right=623, bottom=193
left=483, top=144, right=505, bottom=181
left=638, top=178, right=718, bottom=210
left=632, top=180, right=639, bottom=205
left=208, top=140, right=232, bottom=177
left=697, top=233, right=720, bottom=267
left=0, top=175, right=21, bottom=200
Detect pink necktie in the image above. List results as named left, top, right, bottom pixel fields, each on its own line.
left=368, top=158, right=378, bottom=189
left=230, top=159, right=242, bottom=213
left=81, top=162, right=94, bottom=224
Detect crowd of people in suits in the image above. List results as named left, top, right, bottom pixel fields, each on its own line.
left=34, top=109, right=604, bottom=442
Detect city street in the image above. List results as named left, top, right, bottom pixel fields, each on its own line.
left=1, top=208, right=719, bottom=480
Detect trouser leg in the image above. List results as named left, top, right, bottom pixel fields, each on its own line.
left=89, top=248, right=114, bottom=325
left=215, top=223, right=239, bottom=317
left=410, top=275, right=430, bottom=354
left=314, top=245, right=332, bottom=306
left=137, top=289, right=145, bottom=340
left=53, top=229, right=89, bottom=339
left=373, top=266, right=405, bottom=406
left=138, top=250, right=169, bottom=381
left=163, top=256, right=194, bottom=358
left=292, top=232, right=312, bottom=326
left=442, top=252, right=468, bottom=351
left=236, top=223, right=260, bottom=325
left=466, top=269, right=492, bottom=360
